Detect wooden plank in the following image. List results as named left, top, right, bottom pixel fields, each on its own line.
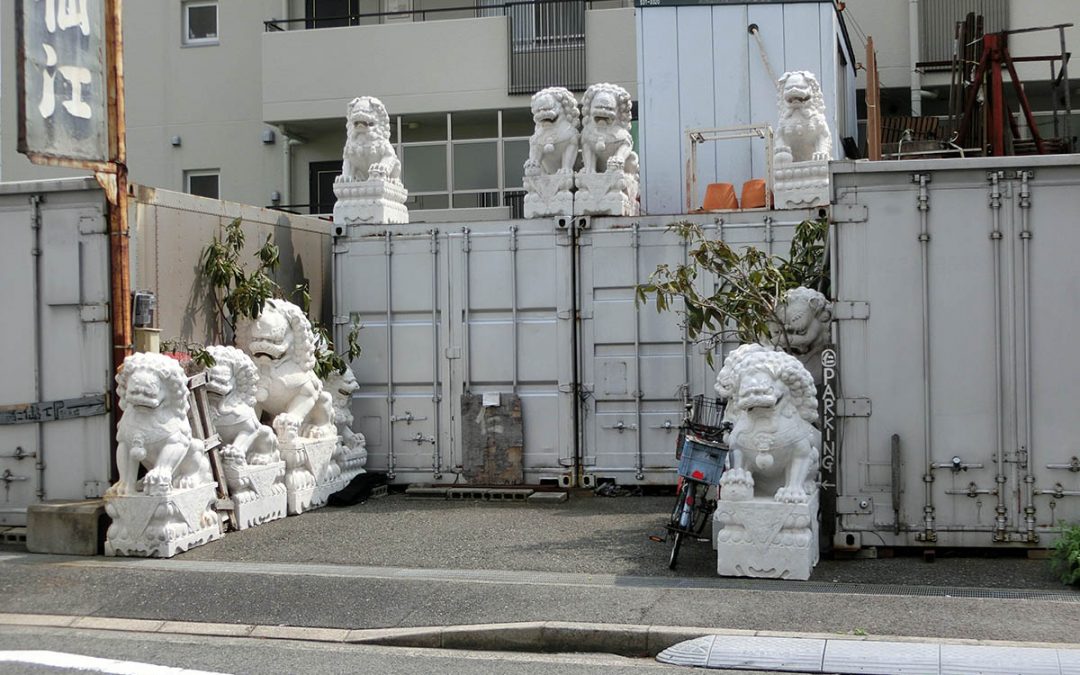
left=867, top=36, right=882, bottom=160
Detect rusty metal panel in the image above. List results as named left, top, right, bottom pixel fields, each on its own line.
left=16, top=0, right=110, bottom=164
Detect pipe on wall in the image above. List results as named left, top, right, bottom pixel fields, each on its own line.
left=909, top=0, right=922, bottom=116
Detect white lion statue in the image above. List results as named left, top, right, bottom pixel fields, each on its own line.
left=324, top=362, right=367, bottom=462
left=523, top=87, right=580, bottom=177
left=203, top=345, right=280, bottom=466
left=766, top=286, right=833, bottom=385
left=773, top=71, right=832, bottom=164
left=715, top=344, right=819, bottom=504
left=107, top=352, right=212, bottom=497
left=234, top=299, right=334, bottom=441
left=579, top=83, right=638, bottom=175
left=338, top=96, right=401, bottom=184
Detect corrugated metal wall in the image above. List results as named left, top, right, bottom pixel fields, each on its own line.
left=919, top=0, right=1009, bottom=65
left=635, top=1, right=858, bottom=215
left=0, top=179, right=112, bottom=525
left=832, top=155, right=1080, bottom=549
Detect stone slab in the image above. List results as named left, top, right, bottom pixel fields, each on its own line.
left=27, top=500, right=104, bottom=556
left=527, top=491, right=568, bottom=504
left=460, top=393, right=524, bottom=485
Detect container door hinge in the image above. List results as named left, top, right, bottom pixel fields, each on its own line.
left=833, top=301, right=870, bottom=320
left=838, top=397, right=872, bottom=417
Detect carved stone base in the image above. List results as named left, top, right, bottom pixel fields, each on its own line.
left=223, top=461, right=287, bottom=530
left=281, top=436, right=339, bottom=515
left=333, top=179, right=409, bottom=225
left=773, top=159, right=830, bottom=209
left=523, top=174, right=574, bottom=218
left=573, top=171, right=639, bottom=216
left=714, top=490, right=819, bottom=580
left=104, top=484, right=222, bottom=558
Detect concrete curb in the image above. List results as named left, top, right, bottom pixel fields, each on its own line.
left=3, top=613, right=1080, bottom=658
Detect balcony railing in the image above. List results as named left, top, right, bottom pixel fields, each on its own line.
left=264, top=1, right=612, bottom=93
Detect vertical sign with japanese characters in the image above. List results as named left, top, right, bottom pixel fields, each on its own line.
left=17, top=0, right=110, bottom=163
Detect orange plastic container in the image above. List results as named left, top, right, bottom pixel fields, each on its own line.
left=740, top=179, right=768, bottom=209
left=702, top=183, right=738, bottom=211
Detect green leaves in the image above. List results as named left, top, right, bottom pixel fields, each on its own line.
left=1051, top=521, right=1080, bottom=586
left=198, top=218, right=362, bottom=377
left=635, top=217, right=829, bottom=356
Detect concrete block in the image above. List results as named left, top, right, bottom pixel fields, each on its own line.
left=27, top=500, right=104, bottom=556
left=527, top=491, right=568, bottom=504
left=486, top=488, right=533, bottom=502
left=1, top=527, right=27, bottom=545
left=370, top=485, right=389, bottom=499
left=447, top=488, right=488, bottom=500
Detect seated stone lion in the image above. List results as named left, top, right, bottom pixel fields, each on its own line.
left=203, top=345, right=280, bottom=466
left=326, top=366, right=367, bottom=471
left=235, top=299, right=334, bottom=442
left=766, top=286, right=832, bottom=385
left=107, top=352, right=212, bottom=497
left=774, top=71, right=832, bottom=164
left=715, top=344, right=819, bottom=504
left=338, top=96, right=402, bottom=184
left=523, top=87, right=580, bottom=178
left=579, top=83, right=638, bottom=175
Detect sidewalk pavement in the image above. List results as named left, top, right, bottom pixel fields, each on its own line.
left=1, top=492, right=1077, bottom=667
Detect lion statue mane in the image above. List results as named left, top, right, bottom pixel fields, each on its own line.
left=715, top=344, right=819, bottom=504
left=338, top=96, right=401, bottom=184
left=579, top=83, right=638, bottom=175
left=234, top=299, right=334, bottom=441
left=523, top=87, right=581, bottom=178
left=107, top=352, right=211, bottom=497
left=774, top=71, right=832, bottom=163
left=203, top=345, right=280, bottom=466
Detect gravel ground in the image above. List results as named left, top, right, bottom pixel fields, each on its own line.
left=179, top=493, right=1069, bottom=590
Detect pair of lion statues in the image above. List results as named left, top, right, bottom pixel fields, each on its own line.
left=524, top=83, right=639, bottom=179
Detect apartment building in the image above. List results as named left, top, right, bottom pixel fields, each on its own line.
left=2, top=0, right=636, bottom=216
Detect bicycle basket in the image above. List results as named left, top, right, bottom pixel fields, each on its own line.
left=685, top=395, right=728, bottom=443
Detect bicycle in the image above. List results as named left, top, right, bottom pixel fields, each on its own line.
left=665, top=395, right=731, bottom=570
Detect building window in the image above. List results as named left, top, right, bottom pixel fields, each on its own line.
left=185, top=170, right=220, bottom=199
left=183, top=1, right=218, bottom=45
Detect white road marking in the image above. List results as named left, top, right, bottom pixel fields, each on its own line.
left=0, top=650, right=228, bottom=674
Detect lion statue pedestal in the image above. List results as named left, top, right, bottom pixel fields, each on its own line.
left=574, top=83, right=639, bottom=217
left=235, top=299, right=345, bottom=515
left=104, top=353, right=221, bottom=557
left=772, top=71, right=832, bottom=210
left=712, top=344, right=821, bottom=580
left=332, top=96, right=408, bottom=226
left=203, top=346, right=287, bottom=530
left=522, top=87, right=579, bottom=219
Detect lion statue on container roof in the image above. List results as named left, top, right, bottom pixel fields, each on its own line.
left=107, top=352, right=212, bottom=497
left=579, top=82, right=638, bottom=175
left=338, top=95, right=402, bottom=184
left=774, top=70, right=832, bottom=164
left=234, top=299, right=334, bottom=441
left=523, top=86, right=581, bottom=178
left=715, top=344, right=819, bottom=504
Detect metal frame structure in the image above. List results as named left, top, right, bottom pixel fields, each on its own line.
left=684, top=124, right=775, bottom=214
